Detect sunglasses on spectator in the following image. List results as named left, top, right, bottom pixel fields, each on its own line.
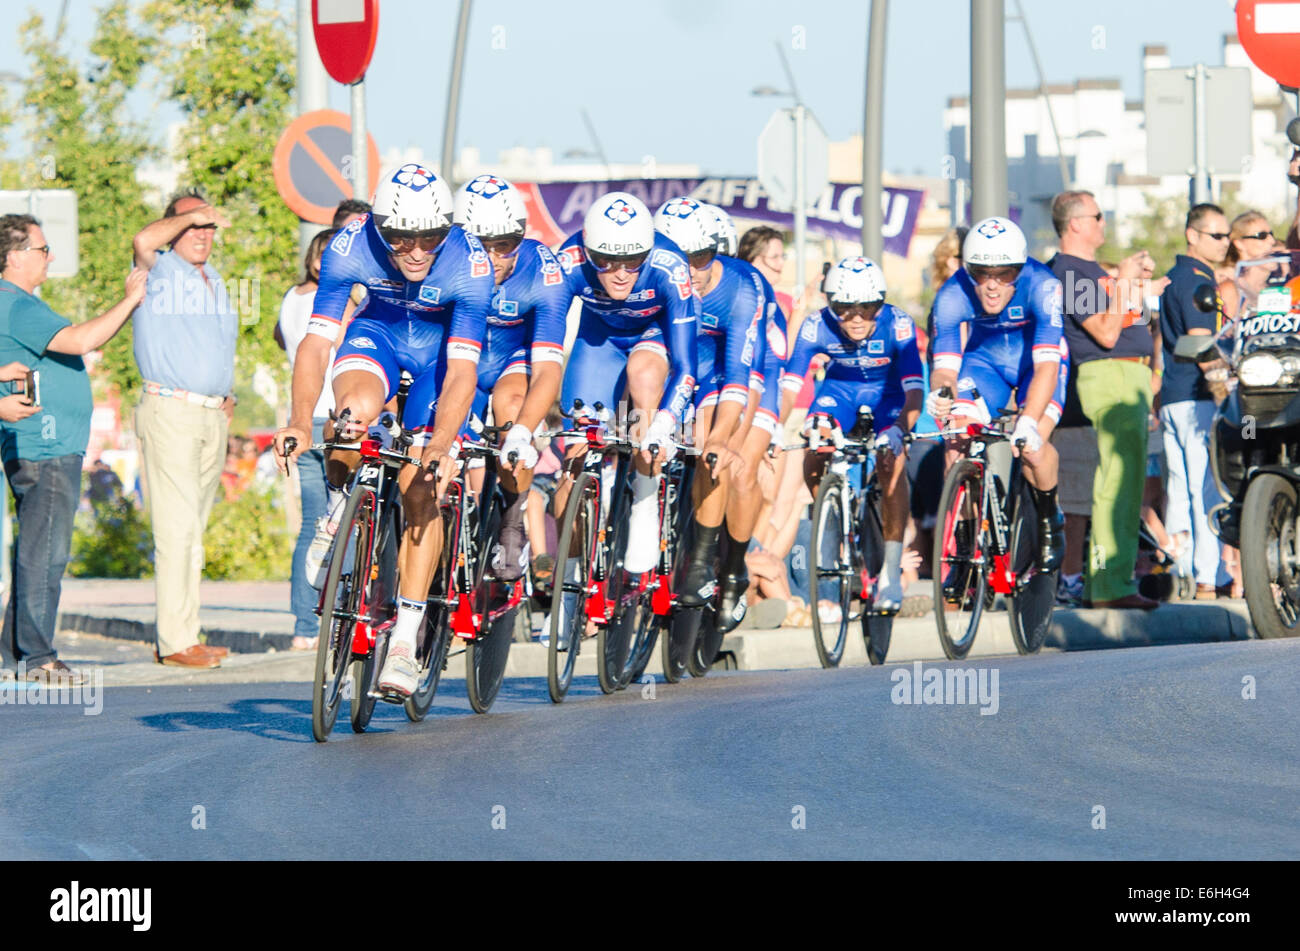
left=1238, top=230, right=1274, bottom=241
left=687, top=247, right=717, bottom=271
left=1073, top=211, right=1103, bottom=222
left=829, top=300, right=882, bottom=319
left=967, top=264, right=1022, bottom=286
left=481, top=234, right=523, bottom=257
left=588, top=250, right=649, bottom=274
left=1194, top=228, right=1231, bottom=241
left=380, top=227, right=449, bottom=253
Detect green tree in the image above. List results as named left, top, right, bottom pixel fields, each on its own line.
left=139, top=0, right=299, bottom=415
left=0, top=2, right=156, bottom=400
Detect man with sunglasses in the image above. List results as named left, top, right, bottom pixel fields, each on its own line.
left=555, top=191, right=698, bottom=576
left=653, top=197, right=765, bottom=617
left=452, top=173, right=569, bottom=580
left=781, top=257, right=924, bottom=613
left=928, top=216, right=1067, bottom=574
left=1157, top=202, right=1232, bottom=599
left=274, top=163, right=492, bottom=699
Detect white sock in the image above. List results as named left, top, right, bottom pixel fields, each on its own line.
left=325, top=484, right=346, bottom=523
left=880, top=541, right=903, bottom=590
left=391, top=597, right=425, bottom=651
left=625, top=472, right=661, bottom=573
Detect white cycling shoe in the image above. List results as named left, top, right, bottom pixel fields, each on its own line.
left=623, top=494, right=661, bottom=575
left=305, top=492, right=348, bottom=589
left=874, top=577, right=904, bottom=614
left=377, top=642, right=419, bottom=698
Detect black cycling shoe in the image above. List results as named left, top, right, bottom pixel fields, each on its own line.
left=941, top=520, right=975, bottom=603
left=490, top=496, right=529, bottom=582
left=716, top=572, right=749, bottom=633
left=1037, top=504, right=1065, bottom=575
left=677, top=558, right=718, bottom=607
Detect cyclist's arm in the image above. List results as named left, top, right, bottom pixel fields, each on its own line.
left=1023, top=276, right=1065, bottom=420
left=708, top=278, right=764, bottom=446
left=287, top=334, right=332, bottom=433
left=1020, top=361, right=1058, bottom=422
left=657, top=284, right=699, bottom=425
left=516, top=264, right=569, bottom=433
left=779, top=316, right=823, bottom=421
left=929, top=281, right=968, bottom=396
left=428, top=358, right=478, bottom=453
left=894, top=316, right=926, bottom=432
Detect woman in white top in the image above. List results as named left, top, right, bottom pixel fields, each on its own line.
left=276, top=228, right=341, bottom=650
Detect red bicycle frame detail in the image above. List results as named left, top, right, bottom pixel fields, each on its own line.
left=452, top=592, right=481, bottom=637
left=651, top=572, right=673, bottom=615
left=989, top=553, right=1014, bottom=594
left=585, top=579, right=608, bottom=623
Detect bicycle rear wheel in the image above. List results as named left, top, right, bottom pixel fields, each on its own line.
left=1008, top=481, right=1055, bottom=655
left=597, top=461, right=645, bottom=693
left=933, top=459, right=987, bottom=661
left=312, top=488, right=375, bottom=742
left=404, top=512, right=456, bottom=722
left=810, top=473, right=852, bottom=668
left=549, top=472, right=595, bottom=702
left=858, top=484, right=892, bottom=666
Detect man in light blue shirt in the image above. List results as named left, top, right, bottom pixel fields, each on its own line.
left=131, top=190, right=238, bottom=669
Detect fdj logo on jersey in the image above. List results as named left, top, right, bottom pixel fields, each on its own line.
left=393, top=163, right=437, bottom=190
left=467, top=174, right=508, bottom=196
left=604, top=200, right=637, bottom=225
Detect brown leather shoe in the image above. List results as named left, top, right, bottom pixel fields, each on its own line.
left=198, top=643, right=229, bottom=658
left=22, top=659, right=89, bottom=685
left=156, top=645, right=221, bottom=668
left=1092, top=593, right=1160, bottom=611
left=1195, top=583, right=1218, bottom=601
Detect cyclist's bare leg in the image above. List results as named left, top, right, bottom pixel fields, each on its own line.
left=878, top=449, right=908, bottom=543
left=624, top=349, right=669, bottom=574
left=691, top=404, right=730, bottom=530
left=1017, top=416, right=1060, bottom=490
left=326, top=369, right=387, bottom=485
left=395, top=461, right=448, bottom=606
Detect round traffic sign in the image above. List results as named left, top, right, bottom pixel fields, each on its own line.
left=272, top=110, right=380, bottom=224
left=1238, top=0, right=1300, bottom=89
left=311, top=0, right=379, bottom=85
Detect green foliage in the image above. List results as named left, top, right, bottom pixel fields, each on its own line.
left=201, top=484, right=292, bottom=581
left=2, top=2, right=157, bottom=401
left=70, top=499, right=155, bottom=579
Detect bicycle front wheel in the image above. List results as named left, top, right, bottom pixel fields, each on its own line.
left=1008, top=481, right=1055, bottom=655
left=549, top=472, right=595, bottom=702
left=351, top=499, right=401, bottom=732
left=933, top=459, right=986, bottom=660
left=312, top=488, right=376, bottom=742
left=404, top=512, right=456, bottom=722
left=810, top=473, right=852, bottom=668
left=467, top=597, right=515, bottom=714
left=858, top=484, right=892, bottom=666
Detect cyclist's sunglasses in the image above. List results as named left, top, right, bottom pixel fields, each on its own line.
left=380, top=227, right=449, bottom=254
left=589, top=250, right=649, bottom=274
left=687, top=247, right=717, bottom=271
left=967, top=264, right=1022, bottom=286
left=829, top=300, right=883, bottom=320
left=481, top=234, right=524, bottom=257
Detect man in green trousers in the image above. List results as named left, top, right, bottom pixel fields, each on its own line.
left=1048, top=190, right=1161, bottom=610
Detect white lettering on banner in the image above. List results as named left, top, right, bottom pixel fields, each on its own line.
left=882, top=193, right=908, bottom=238
left=721, top=178, right=748, bottom=207
left=690, top=179, right=721, bottom=204
left=838, top=186, right=864, bottom=228
left=556, top=183, right=596, bottom=227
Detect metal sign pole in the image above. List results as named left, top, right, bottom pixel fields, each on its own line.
left=794, top=104, right=807, bottom=310
left=351, top=79, right=367, bottom=200
left=971, top=0, right=1008, bottom=220
left=297, top=0, right=328, bottom=256
left=860, top=0, right=887, bottom=260
left=1192, top=63, right=1210, bottom=204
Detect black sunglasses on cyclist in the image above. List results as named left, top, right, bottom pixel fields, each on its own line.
left=687, top=247, right=717, bottom=271
left=829, top=300, right=882, bottom=319
left=967, top=264, right=1022, bottom=286
left=589, top=250, right=649, bottom=274
left=481, top=234, right=524, bottom=257
left=380, top=227, right=449, bottom=253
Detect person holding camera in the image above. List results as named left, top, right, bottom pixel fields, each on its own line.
left=0, top=213, right=146, bottom=684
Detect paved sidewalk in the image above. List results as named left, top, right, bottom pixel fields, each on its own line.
left=47, top=578, right=1258, bottom=687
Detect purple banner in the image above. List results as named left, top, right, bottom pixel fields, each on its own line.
left=528, top=177, right=925, bottom=258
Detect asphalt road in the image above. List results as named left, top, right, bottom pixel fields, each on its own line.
left=3, top=638, right=1297, bottom=860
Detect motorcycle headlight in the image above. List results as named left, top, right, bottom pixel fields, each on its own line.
left=1239, top=352, right=1283, bottom=387
left=1282, top=355, right=1300, bottom=375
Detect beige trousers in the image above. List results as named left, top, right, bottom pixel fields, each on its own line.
left=135, top=393, right=228, bottom=656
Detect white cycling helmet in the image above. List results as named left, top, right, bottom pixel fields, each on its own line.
left=702, top=203, right=739, bottom=256
left=371, top=162, right=454, bottom=232
left=963, top=216, right=1027, bottom=268
left=583, top=191, right=655, bottom=256
left=653, top=197, right=719, bottom=256
left=823, top=256, right=887, bottom=304
left=453, top=173, right=527, bottom=237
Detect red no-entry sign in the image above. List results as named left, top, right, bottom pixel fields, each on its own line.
left=312, top=0, right=379, bottom=85
left=1238, top=0, right=1300, bottom=89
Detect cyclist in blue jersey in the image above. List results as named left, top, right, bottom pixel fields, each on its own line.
left=653, top=197, right=763, bottom=610
left=927, top=216, right=1066, bottom=571
left=554, top=191, right=698, bottom=574
left=452, top=173, right=569, bottom=580
left=273, top=163, right=492, bottom=697
left=781, top=257, right=923, bottom=612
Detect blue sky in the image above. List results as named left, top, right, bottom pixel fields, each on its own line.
left=2, top=0, right=1242, bottom=177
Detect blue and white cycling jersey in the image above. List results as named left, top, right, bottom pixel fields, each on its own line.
left=556, top=231, right=698, bottom=423
left=307, top=213, right=492, bottom=439
left=751, top=265, right=788, bottom=435
left=930, top=257, right=1066, bottom=422
left=471, top=239, right=571, bottom=422
left=782, top=304, right=923, bottom=434
left=695, top=254, right=765, bottom=412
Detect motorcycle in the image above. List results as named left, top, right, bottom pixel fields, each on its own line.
left=1173, top=250, right=1300, bottom=638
